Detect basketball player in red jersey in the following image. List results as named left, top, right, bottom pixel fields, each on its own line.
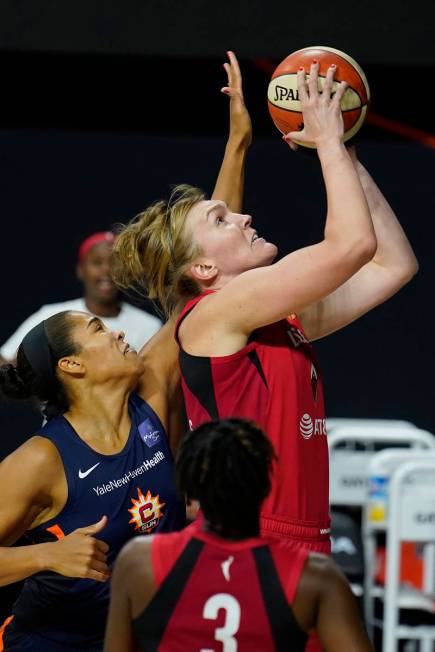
left=112, top=58, right=418, bottom=553
left=104, top=419, right=373, bottom=652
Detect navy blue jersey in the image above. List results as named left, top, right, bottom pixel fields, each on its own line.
left=8, top=393, right=186, bottom=649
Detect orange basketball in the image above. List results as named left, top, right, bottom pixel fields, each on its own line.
left=267, top=46, right=370, bottom=148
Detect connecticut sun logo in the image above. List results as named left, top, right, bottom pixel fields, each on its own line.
left=128, top=488, right=165, bottom=534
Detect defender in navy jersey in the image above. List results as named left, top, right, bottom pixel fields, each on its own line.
left=105, top=420, right=373, bottom=652
left=0, top=52, right=253, bottom=650
left=0, top=311, right=185, bottom=651
left=10, top=392, right=185, bottom=649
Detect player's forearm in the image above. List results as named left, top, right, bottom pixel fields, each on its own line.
left=317, top=139, right=376, bottom=262
left=355, top=161, right=419, bottom=277
left=211, top=139, right=249, bottom=213
left=0, top=543, right=50, bottom=585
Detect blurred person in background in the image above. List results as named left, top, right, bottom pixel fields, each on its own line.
left=0, top=231, right=162, bottom=366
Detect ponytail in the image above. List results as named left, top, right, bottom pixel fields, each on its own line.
left=0, top=311, right=81, bottom=420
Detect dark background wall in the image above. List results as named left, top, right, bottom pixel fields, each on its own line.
left=0, top=0, right=434, bottom=65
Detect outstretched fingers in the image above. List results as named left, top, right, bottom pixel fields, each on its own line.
left=296, top=67, right=309, bottom=103
left=307, top=60, right=320, bottom=99
left=221, top=50, right=242, bottom=97
left=227, top=51, right=242, bottom=90
left=332, top=79, right=348, bottom=107
left=322, top=64, right=336, bottom=102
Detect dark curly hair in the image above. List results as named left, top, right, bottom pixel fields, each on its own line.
left=176, top=418, right=275, bottom=539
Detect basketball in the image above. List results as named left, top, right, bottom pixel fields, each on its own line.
left=267, top=46, right=370, bottom=148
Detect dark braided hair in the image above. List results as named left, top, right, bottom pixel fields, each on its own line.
left=176, top=418, right=276, bottom=539
left=0, top=311, right=81, bottom=421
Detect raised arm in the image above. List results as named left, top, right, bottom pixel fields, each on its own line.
left=211, top=51, right=252, bottom=212
left=183, top=63, right=376, bottom=353
left=299, top=146, right=419, bottom=341
left=294, top=554, right=374, bottom=652
left=136, top=312, right=186, bottom=452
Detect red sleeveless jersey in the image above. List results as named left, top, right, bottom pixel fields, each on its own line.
left=132, top=524, right=309, bottom=651
left=175, top=293, right=330, bottom=540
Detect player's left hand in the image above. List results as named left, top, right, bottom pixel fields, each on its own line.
left=221, top=51, right=252, bottom=147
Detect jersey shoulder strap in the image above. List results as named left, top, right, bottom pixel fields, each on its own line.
left=174, top=291, right=216, bottom=345
left=252, top=544, right=308, bottom=650
left=134, top=534, right=204, bottom=650
left=151, top=524, right=197, bottom=587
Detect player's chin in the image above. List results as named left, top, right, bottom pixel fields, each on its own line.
left=258, top=241, right=278, bottom=263
left=127, top=355, right=145, bottom=378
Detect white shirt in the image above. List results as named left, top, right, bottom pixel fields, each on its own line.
left=0, top=298, right=162, bottom=361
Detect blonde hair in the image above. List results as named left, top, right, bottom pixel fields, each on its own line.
left=111, top=184, right=205, bottom=317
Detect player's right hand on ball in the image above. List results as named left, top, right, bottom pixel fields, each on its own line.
left=283, top=62, right=347, bottom=150
left=47, top=515, right=110, bottom=582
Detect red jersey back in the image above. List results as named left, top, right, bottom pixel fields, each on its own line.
left=132, top=525, right=308, bottom=651
left=175, top=294, right=330, bottom=537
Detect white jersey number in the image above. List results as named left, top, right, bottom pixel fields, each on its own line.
left=200, top=593, right=241, bottom=652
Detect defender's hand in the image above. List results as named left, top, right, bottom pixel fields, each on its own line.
left=221, top=50, right=252, bottom=147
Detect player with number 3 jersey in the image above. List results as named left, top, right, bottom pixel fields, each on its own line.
left=105, top=419, right=373, bottom=652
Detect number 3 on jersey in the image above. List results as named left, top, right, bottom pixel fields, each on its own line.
left=201, top=593, right=241, bottom=652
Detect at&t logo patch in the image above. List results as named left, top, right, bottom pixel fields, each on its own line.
left=299, top=413, right=327, bottom=440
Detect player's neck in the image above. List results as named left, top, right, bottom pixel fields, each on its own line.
left=203, top=520, right=260, bottom=542
left=65, top=385, right=133, bottom=454
left=84, top=297, right=121, bottom=318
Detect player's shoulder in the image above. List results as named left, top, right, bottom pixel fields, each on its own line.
left=304, top=551, right=336, bottom=574
left=112, top=536, right=154, bottom=590
left=115, top=529, right=191, bottom=584
left=0, top=435, right=63, bottom=489
left=299, top=552, right=346, bottom=593
left=117, top=534, right=153, bottom=566
left=4, top=435, right=62, bottom=466
left=118, top=528, right=189, bottom=561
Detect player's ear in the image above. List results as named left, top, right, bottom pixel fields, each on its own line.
left=189, top=260, right=218, bottom=283
left=57, top=356, right=85, bottom=378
